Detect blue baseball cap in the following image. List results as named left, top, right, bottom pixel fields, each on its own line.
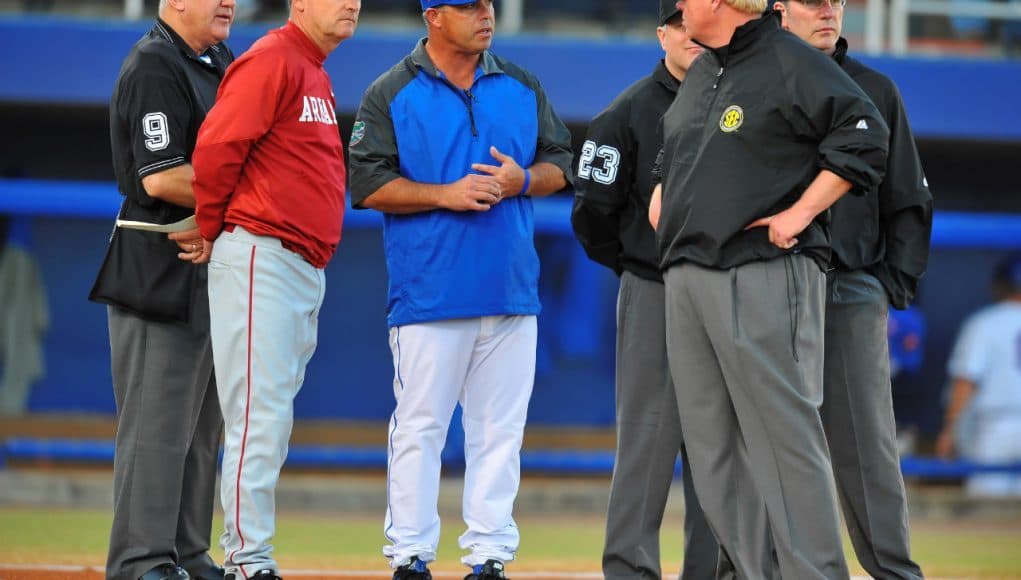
left=421, top=0, right=476, bottom=8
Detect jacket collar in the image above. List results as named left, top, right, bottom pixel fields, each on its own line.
left=280, top=20, right=327, bottom=65
left=654, top=59, right=682, bottom=94
left=730, top=9, right=779, bottom=53
left=698, top=9, right=780, bottom=65
left=409, top=37, right=504, bottom=80
left=832, top=36, right=849, bottom=65
left=153, top=17, right=223, bottom=65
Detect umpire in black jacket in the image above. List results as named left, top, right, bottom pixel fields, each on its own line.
left=571, top=1, right=717, bottom=578
left=650, top=0, right=889, bottom=577
left=775, top=0, right=932, bottom=577
left=88, top=1, right=234, bottom=578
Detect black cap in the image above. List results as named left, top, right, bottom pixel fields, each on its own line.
left=660, top=0, right=682, bottom=24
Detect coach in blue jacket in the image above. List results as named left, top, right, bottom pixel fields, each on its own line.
left=348, top=1, right=573, bottom=579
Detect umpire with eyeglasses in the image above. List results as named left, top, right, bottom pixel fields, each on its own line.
left=774, top=0, right=932, bottom=576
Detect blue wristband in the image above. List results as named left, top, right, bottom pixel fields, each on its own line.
left=520, top=169, right=531, bottom=196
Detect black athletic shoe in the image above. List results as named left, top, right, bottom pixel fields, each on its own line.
left=139, top=564, right=190, bottom=580
left=181, top=554, right=225, bottom=580
left=464, top=559, right=507, bottom=580
left=187, top=564, right=224, bottom=580
left=224, top=570, right=282, bottom=580
left=393, top=556, right=432, bottom=580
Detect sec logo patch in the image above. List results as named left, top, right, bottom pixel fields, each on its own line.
left=719, top=105, right=744, bottom=133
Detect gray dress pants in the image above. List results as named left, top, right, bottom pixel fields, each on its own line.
left=822, top=270, right=923, bottom=579
left=106, top=274, right=221, bottom=580
left=604, top=272, right=717, bottom=580
left=663, top=257, right=848, bottom=580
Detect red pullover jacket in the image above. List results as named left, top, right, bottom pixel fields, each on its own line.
left=193, top=21, right=345, bottom=268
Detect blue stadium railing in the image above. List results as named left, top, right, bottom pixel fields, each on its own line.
left=3, top=437, right=1020, bottom=479
left=3, top=178, right=1021, bottom=246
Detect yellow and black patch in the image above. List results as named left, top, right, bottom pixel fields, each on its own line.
left=719, top=105, right=744, bottom=133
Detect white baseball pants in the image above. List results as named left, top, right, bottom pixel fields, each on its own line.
left=208, top=226, right=326, bottom=577
left=963, top=416, right=1021, bottom=497
left=383, top=315, right=537, bottom=568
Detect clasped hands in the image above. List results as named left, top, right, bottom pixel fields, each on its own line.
left=446, top=146, right=528, bottom=212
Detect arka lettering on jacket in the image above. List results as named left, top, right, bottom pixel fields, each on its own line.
left=299, top=95, right=337, bottom=125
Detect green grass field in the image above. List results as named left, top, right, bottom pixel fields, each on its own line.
left=2, top=507, right=1020, bottom=577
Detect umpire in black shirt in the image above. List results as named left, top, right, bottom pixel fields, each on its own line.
left=572, top=2, right=716, bottom=578
left=89, top=1, right=235, bottom=578
left=650, top=0, right=889, bottom=576
left=774, top=0, right=932, bottom=577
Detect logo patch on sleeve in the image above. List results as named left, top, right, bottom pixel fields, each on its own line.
left=719, top=105, right=744, bottom=133
left=350, top=120, right=366, bottom=147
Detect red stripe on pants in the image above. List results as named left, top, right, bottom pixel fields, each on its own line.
left=228, top=246, right=258, bottom=580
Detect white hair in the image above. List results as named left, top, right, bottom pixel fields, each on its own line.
left=725, top=0, right=768, bottom=13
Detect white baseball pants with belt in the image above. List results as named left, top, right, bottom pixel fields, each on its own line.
left=383, top=315, right=537, bottom=569
left=208, top=225, right=326, bottom=577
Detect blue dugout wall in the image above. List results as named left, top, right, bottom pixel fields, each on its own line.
left=1, top=17, right=1021, bottom=432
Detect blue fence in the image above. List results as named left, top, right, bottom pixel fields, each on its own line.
left=2, top=178, right=1021, bottom=429
left=7, top=178, right=1020, bottom=245
left=4, top=437, right=1020, bottom=479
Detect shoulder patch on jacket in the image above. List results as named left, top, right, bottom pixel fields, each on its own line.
left=350, top=120, right=366, bottom=147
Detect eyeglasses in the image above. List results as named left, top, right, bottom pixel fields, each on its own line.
left=792, top=0, right=847, bottom=8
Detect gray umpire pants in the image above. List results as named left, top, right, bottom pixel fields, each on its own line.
left=604, top=272, right=717, bottom=580
left=106, top=272, right=222, bottom=580
left=822, top=270, right=923, bottom=579
left=664, top=257, right=848, bottom=580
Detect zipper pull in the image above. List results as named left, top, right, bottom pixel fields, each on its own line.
left=464, top=89, right=479, bottom=138
left=713, top=67, right=724, bottom=90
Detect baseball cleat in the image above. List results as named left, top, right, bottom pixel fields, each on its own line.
left=225, top=570, right=282, bottom=580
left=188, top=564, right=225, bottom=580
left=393, top=556, right=433, bottom=580
left=464, top=559, right=507, bottom=580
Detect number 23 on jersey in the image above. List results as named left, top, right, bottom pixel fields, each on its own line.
left=577, top=140, right=620, bottom=185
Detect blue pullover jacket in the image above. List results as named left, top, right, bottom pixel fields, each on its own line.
left=349, top=39, right=574, bottom=327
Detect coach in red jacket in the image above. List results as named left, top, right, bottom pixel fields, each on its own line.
left=191, top=1, right=361, bottom=578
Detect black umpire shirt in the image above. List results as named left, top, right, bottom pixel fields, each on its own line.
left=572, top=61, right=680, bottom=283
left=110, top=18, right=233, bottom=221
left=657, top=11, right=889, bottom=272
left=830, top=37, right=933, bottom=309
left=93, top=18, right=232, bottom=320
